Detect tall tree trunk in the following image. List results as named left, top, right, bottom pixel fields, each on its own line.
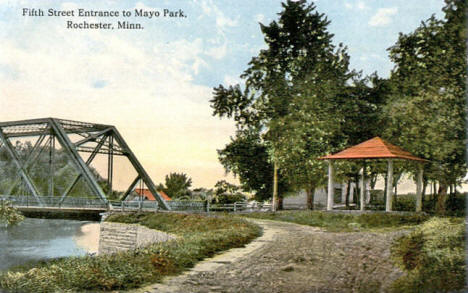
left=422, top=180, right=427, bottom=205
left=384, top=172, right=388, bottom=207
left=272, top=161, right=278, bottom=212
left=277, top=195, right=283, bottom=210
left=354, top=174, right=360, bottom=205
left=345, top=179, right=351, bottom=208
left=435, top=184, right=448, bottom=214
left=370, top=174, right=377, bottom=190
left=393, top=172, right=401, bottom=202
left=306, top=186, right=315, bottom=210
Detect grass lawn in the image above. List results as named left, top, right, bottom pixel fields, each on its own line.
left=239, top=210, right=429, bottom=232
left=0, top=212, right=261, bottom=292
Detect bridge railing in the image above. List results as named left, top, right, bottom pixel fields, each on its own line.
left=209, top=202, right=272, bottom=212
left=1, top=196, right=274, bottom=213
left=110, top=200, right=159, bottom=212
left=0, top=195, right=108, bottom=209
left=167, top=200, right=206, bottom=212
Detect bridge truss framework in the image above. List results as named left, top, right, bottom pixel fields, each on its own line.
left=0, top=118, right=170, bottom=210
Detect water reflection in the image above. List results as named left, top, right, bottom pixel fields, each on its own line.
left=0, top=218, right=97, bottom=271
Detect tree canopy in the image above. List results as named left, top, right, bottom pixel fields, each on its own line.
left=384, top=0, right=466, bottom=212
left=159, top=172, right=192, bottom=199
left=211, top=0, right=363, bottom=206
left=212, top=0, right=465, bottom=213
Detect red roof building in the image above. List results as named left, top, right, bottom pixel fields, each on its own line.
left=134, top=188, right=171, bottom=201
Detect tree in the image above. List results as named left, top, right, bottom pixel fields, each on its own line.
left=211, top=0, right=353, bottom=208
left=160, top=172, right=192, bottom=199
left=385, top=0, right=466, bottom=213
left=218, top=130, right=288, bottom=201
left=212, top=180, right=246, bottom=204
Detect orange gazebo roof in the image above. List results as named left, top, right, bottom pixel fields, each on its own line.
left=318, top=137, right=427, bottom=161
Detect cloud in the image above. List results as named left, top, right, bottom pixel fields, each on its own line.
left=344, top=0, right=369, bottom=11
left=206, top=42, right=227, bottom=60
left=356, top=1, right=368, bottom=10
left=255, top=14, right=265, bottom=23
left=0, top=14, right=236, bottom=188
left=198, top=0, right=238, bottom=32
left=369, top=7, right=398, bottom=27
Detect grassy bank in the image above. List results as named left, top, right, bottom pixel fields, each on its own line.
left=240, top=210, right=429, bottom=232
left=390, top=217, right=465, bottom=292
left=0, top=212, right=261, bottom=292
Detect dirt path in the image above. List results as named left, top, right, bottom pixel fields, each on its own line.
left=133, top=219, right=406, bottom=293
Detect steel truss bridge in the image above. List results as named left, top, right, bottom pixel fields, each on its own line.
left=0, top=118, right=170, bottom=211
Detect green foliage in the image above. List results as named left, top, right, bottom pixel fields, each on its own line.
left=241, top=210, right=428, bottom=232
left=160, top=172, right=192, bottom=199
left=218, top=131, right=289, bottom=201
left=211, top=0, right=363, bottom=201
left=0, top=200, right=24, bottom=227
left=391, top=217, right=465, bottom=292
left=0, top=213, right=261, bottom=292
left=384, top=0, right=466, bottom=212
left=212, top=180, right=246, bottom=204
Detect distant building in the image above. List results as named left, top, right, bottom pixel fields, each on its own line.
left=283, top=182, right=383, bottom=209
left=282, top=183, right=345, bottom=209
left=127, top=188, right=172, bottom=201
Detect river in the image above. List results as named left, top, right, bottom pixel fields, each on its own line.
left=0, top=218, right=100, bottom=271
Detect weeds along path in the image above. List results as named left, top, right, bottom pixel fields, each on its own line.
left=134, top=219, right=406, bottom=293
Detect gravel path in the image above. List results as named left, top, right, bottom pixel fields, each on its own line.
left=133, top=219, right=406, bottom=293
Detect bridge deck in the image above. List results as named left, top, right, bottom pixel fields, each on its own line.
left=1, top=196, right=160, bottom=214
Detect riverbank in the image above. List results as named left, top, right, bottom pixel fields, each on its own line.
left=0, top=212, right=261, bottom=292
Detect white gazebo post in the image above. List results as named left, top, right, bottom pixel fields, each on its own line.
left=386, top=159, right=393, bottom=212
left=327, top=160, right=334, bottom=211
left=360, top=166, right=365, bottom=211
left=415, top=163, right=424, bottom=212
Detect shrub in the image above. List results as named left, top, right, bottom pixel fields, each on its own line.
left=393, top=194, right=416, bottom=211
left=390, top=217, right=465, bottom=292
left=0, top=200, right=24, bottom=226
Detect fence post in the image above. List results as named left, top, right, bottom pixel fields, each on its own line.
left=234, top=202, right=237, bottom=212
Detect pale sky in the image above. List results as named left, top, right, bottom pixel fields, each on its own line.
left=0, top=0, right=447, bottom=190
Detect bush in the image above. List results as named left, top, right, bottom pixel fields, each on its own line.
left=395, top=192, right=466, bottom=216
left=0, top=200, right=24, bottom=226
left=391, top=217, right=465, bottom=292
left=393, top=194, right=416, bottom=211
left=0, top=213, right=261, bottom=292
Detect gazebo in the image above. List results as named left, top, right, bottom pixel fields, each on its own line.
left=318, top=137, right=427, bottom=212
